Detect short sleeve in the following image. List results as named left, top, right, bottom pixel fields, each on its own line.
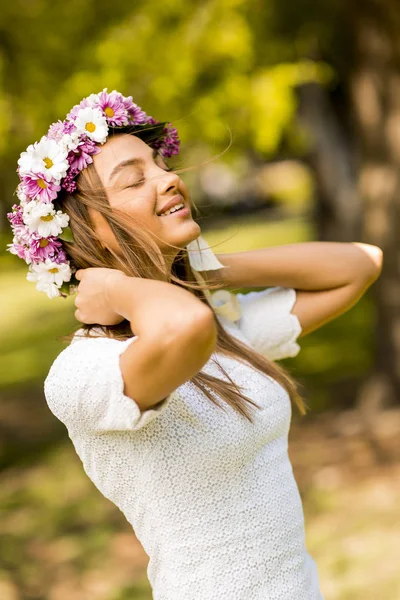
left=235, top=287, right=302, bottom=361
left=44, top=336, right=174, bottom=435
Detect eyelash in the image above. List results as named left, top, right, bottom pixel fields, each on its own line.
left=129, top=179, right=145, bottom=189
left=127, top=165, right=173, bottom=188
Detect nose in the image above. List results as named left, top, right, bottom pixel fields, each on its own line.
left=157, top=168, right=181, bottom=195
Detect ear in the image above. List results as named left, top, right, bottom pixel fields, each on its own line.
left=88, top=207, right=120, bottom=254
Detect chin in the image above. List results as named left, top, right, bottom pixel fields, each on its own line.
left=169, top=220, right=201, bottom=249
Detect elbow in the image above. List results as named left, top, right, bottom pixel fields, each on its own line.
left=159, top=303, right=217, bottom=356
left=365, top=245, right=383, bottom=282
left=190, top=306, right=218, bottom=358
left=351, top=242, right=383, bottom=284
left=161, top=305, right=217, bottom=374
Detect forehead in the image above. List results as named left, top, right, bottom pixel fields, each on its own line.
left=93, top=134, right=153, bottom=185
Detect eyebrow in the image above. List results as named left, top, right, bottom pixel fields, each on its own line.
left=108, top=148, right=159, bottom=184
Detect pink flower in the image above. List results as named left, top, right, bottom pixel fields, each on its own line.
left=21, top=173, right=61, bottom=203
left=63, top=121, right=77, bottom=135
left=53, top=248, right=68, bottom=264
left=149, top=122, right=180, bottom=157
left=7, top=224, right=32, bottom=263
left=8, top=88, right=183, bottom=300
left=160, top=124, right=180, bottom=157
left=12, top=223, right=31, bottom=243
left=8, top=240, right=31, bottom=263
left=98, top=90, right=130, bottom=126
left=47, top=120, right=77, bottom=141
left=124, top=96, right=147, bottom=124
left=61, top=171, right=77, bottom=193
left=47, top=121, right=64, bottom=141
left=7, top=204, right=24, bottom=226
left=67, top=137, right=100, bottom=171
left=66, top=98, right=90, bottom=121
left=29, top=235, right=65, bottom=262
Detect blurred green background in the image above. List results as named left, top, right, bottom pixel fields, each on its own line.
left=1, top=1, right=400, bottom=599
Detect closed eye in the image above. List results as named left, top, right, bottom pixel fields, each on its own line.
left=126, top=178, right=145, bottom=189
left=125, top=166, right=173, bottom=189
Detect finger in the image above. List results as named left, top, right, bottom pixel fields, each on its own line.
left=75, top=270, right=83, bottom=281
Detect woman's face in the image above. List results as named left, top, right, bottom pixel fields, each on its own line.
left=91, top=133, right=201, bottom=260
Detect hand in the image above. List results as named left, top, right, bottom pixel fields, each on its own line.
left=74, top=268, right=127, bottom=325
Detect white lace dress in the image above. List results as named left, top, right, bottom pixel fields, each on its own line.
left=44, top=287, right=324, bottom=600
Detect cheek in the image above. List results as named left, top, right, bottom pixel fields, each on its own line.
left=121, top=203, right=158, bottom=227
left=116, top=188, right=157, bottom=216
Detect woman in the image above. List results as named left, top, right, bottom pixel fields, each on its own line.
left=8, top=89, right=382, bottom=599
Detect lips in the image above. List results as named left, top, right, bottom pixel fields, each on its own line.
left=157, top=195, right=185, bottom=216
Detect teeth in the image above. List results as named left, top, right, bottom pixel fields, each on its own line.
left=160, top=202, right=185, bottom=216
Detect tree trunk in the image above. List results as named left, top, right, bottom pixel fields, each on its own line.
left=347, top=2, right=400, bottom=415
left=297, top=82, right=362, bottom=242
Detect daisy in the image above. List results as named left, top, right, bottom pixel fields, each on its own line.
left=35, top=280, right=62, bottom=299
left=21, top=172, right=61, bottom=203
left=97, top=89, right=130, bottom=126
left=29, top=235, right=65, bottom=263
left=27, top=258, right=71, bottom=291
left=18, top=137, right=69, bottom=182
left=23, top=201, right=69, bottom=237
left=74, top=107, right=108, bottom=143
left=123, top=95, right=147, bottom=124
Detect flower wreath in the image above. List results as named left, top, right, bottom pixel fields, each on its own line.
left=6, top=88, right=180, bottom=299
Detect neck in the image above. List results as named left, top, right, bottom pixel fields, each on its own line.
left=161, top=247, right=182, bottom=279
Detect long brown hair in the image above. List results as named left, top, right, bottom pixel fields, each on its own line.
left=59, top=141, right=306, bottom=422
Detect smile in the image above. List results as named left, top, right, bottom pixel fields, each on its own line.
left=159, top=204, right=190, bottom=217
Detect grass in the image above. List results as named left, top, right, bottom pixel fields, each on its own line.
left=0, top=268, right=76, bottom=388
left=304, top=470, right=400, bottom=599
left=203, top=213, right=315, bottom=253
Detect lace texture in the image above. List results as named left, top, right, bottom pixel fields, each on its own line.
left=44, top=287, right=324, bottom=600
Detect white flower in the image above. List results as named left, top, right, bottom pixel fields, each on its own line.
left=27, top=258, right=71, bottom=292
left=22, top=199, right=38, bottom=219
left=74, top=106, right=108, bottom=143
left=59, top=132, right=81, bottom=153
left=18, top=137, right=69, bottom=182
left=23, top=201, right=69, bottom=237
left=36, top=281, right=62, bottom=299
left=16, top=184, right=28, bottom=205
left=85, top=92, right=101, bottom=107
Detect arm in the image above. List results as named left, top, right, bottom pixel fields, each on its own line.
left=76, top=270, right=217, bottom=411
left=202, top=241, right=383, bottom=338
left=107, top=273, right=217, bottom=409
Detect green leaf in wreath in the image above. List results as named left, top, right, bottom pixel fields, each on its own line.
left=59, top=226, right=75, bottom=242
left=60, top=281, right=71, bottom=295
